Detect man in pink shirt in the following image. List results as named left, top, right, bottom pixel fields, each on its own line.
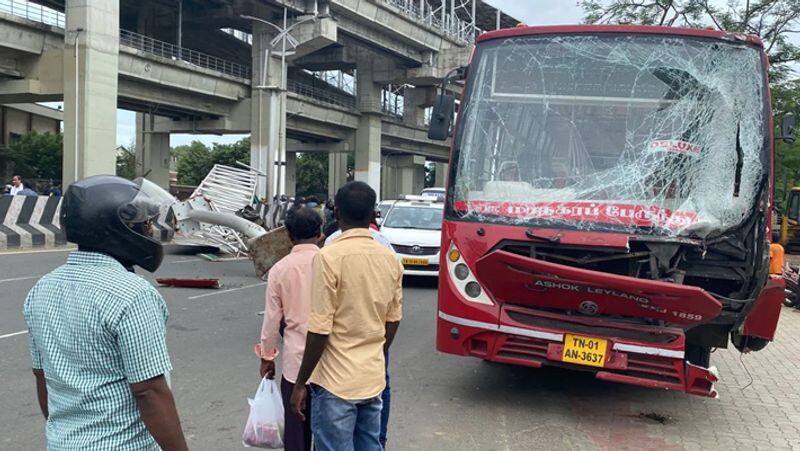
left=258, top=207, right=322, bottom=451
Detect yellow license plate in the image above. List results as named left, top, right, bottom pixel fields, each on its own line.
left=562, top=334, right=608, bottom=368
left=402, top=257, right=428, bottom=266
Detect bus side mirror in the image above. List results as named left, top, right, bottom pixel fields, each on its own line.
left=781, top=112, right=796, bottom=144
left=428, top=94, right=455, bottom=141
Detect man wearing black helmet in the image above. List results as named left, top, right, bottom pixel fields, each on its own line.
left=23, top=175, right=188, bottom=450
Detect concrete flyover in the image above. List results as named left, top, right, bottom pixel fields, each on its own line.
left=0, top=0, right=520, bottom=199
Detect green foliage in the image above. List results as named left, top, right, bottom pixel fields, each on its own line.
left=296, top=152, right=328, bottom=197
left=116, top=146, right=137, bottom=180
left=174, top=137, right=250, bottom=186
left=8, top=131, right=63, bottom=181
left=581, top=0, right=800, bottom=81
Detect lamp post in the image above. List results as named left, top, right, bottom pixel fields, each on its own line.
left=241, top=11, right=316, bottom=199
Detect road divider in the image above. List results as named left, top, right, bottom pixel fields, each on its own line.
left=0, top=195, right=173, bottom=251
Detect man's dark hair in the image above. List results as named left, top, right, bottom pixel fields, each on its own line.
left=306, top=195, right=320, bottom=204
left=335, top=181, right=376, bottom=227
left=285, top=205, right=322, bottom=241
left=323, top=220, right=339, bottom=238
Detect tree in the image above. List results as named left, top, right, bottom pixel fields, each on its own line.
left=209, top=138, right=250, bottom=168
left=116, top=145, right=137, bottom=180
left=174, top=137, right=252, bottom=186
left=9, top=131, right=63, bottom=181
left=581, top=0, right=800, bottom=80
left=296, top=152, right=328, bottom=197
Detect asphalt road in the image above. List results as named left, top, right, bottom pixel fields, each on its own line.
left=2, top=248, right=800, bottom=450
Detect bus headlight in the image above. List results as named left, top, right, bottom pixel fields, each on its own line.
left=454, top=263, right=470, bottom=280
left=465, top=281, right=482, bottom=297
left=446, top=243, right=492, bottom=305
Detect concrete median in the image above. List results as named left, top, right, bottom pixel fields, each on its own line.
left=0, top=195, right=172, bottom=251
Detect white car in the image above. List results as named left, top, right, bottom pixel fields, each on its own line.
left=420, top=187, right=446, bottom=202
left=380, top=198, right=444, bottom=276
left=376, top=200, right=397, bottom=226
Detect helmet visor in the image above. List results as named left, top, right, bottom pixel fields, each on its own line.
left=119, top=190, right=161, bottom=225
left=118, top=178, right=174, bottom=225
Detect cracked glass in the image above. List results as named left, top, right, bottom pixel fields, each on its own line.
left=450, top=34, right=768, bottom=238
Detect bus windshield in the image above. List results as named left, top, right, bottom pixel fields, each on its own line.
left=449, top=34, right=768, bottom=237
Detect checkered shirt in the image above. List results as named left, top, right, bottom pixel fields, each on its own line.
left=23, top=251, right=172, bottom=450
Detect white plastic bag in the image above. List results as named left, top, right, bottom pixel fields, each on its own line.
left=242, top=377, right=285, bottom=448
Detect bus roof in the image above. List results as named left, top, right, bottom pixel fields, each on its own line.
left=477, top=24, right=764, bottom=48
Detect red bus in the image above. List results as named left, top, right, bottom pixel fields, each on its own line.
left=428, top=25, right=794, bottom=397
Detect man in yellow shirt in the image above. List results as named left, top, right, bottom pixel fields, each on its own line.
left=290, top=181, right=403, bottom=451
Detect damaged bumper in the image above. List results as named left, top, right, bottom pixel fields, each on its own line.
left=437, top=306, right=719, bottom=398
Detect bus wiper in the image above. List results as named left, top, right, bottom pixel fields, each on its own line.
left=733, top=123, right=743, bottom=197
left=525, top=229, right=561, bottom=243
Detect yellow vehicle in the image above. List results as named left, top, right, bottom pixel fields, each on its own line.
left=779, top=187, right=800, bottom=251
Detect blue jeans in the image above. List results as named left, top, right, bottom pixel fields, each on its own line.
left=380, top=351, right=390, bottom=448
left=310, top=384, right=383, bottom=451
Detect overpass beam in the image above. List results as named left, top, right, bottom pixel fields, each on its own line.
left=403, top=86, right=437, bottom=128
left=285, top=152, right=296, bottom=197
left=434, top=162, right=449, bottom=187
left=62, top=0, right=120, bottom=187
left=328, top=152, right=349, bottom=197
left=135, top=113, right=171, bottom=189
left=382, top=154, right=425, bottom=200
left=354, top=64, right=383, bottom=198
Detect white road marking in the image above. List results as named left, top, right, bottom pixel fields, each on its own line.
left=0, top=276, right=40, bottom=284
left=169, top=258, right=203, bottom=264
left=188, top=282, right=266, bottom=300
left=0, top=330, right=28, bottom=339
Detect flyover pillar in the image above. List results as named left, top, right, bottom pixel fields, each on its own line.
left=285, top=152, right=296, bottom=197
left=328, top=152, right=349, bottom=198
left=403, top=87, right=436, bottom=128
left=434, top=162, right=449, bottom=187
left=354, top=66, right=383, bottom=199
left=250, top=21, right=285, bottom=200
left=382, top=154, right=425, bottom=200
left=62, top=0, right=120, bottom=187
left=135, top=113, right=171, bottom=189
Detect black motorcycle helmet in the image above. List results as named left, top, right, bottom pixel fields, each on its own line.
left=62, top=175, right=165, bottom=272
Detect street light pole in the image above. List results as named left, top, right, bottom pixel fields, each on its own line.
left=241, top=11, right=316, bottom=199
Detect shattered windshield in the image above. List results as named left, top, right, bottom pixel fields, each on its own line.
left=449, top=34, right=768, bottom=237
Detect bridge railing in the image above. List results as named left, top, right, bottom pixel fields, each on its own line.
left=287, top=79, right=356, bottom=110
left=120, top=29, right=251, bottom=80
left=382, top=0, right=473, bottom=44
left=0, top=0, right=64, bottom=28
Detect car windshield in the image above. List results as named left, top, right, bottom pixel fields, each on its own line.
left=379, top=203, right=394, bottom=219
left=384, top=206, right=443, bottom=230
left=450, top=34, right=768, bottom=238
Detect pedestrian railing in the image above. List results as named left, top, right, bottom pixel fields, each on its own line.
left=0, top=0, right=64, bottom=28
left=120, top=29, right=251, bottom=80
left=381, top=0, right=473, bottom=44
left=287, top=79, right=357, bottom=110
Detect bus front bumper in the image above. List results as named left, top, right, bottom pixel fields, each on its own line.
left=436, top=307, right=719, bottom=398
